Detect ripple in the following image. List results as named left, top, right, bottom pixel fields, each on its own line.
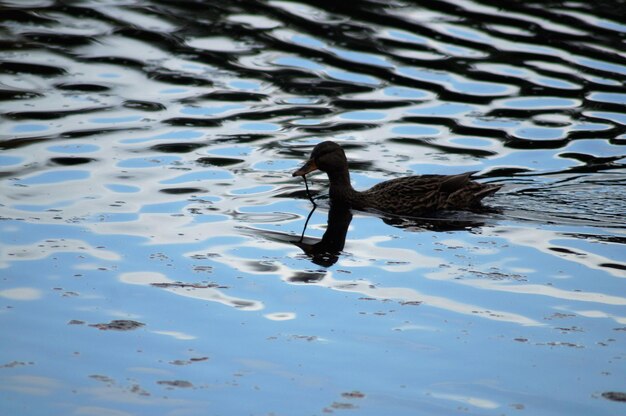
left=105, top=184, right=140, bottom=193
left=1, top=1, right=626, bottom=415
left=0, top=155, right=23, bottom=166
left=587, top=92, right=626, bottom=105
left=47, top=144, right=100, bottom=153
left=11, top=123, right=49, bottom=133
left=399, top=67, right=517, bottom=96
left=120, top=271, right=263, bottom=311
left=116, top=156, right=181, bottom=168
left=16, top=170, right=90, bottom=185
left=159, top=170, right=233, bottom=184
left=239, top=122, right=281, bottom=132
left=186, top=37, right=255, bottom=53
left=391, top=124, right=444, bottom=137
left=496, top=96, right=580, bottom=110
left=228, top=14, right=282, bottom=30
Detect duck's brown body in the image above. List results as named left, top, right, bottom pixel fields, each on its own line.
left=293, top=141, right=501, bottom=216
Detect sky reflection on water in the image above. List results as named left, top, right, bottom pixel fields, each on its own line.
left=1, top=0, right=626, bottom=415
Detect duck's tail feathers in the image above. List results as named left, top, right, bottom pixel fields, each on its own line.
left=440, top=171, right=477, bottom=193
left=475, top=184, right=502, bottom=200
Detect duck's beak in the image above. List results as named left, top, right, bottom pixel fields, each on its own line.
left=292, top=159, right=318, bottom=177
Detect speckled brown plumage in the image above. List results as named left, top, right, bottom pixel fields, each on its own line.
left=293, top=141, right=501, bottom=216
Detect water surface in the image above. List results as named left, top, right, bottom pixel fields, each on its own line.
left=1, top=1, right=625, bottom=415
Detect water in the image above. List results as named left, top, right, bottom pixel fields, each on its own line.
left=1, top=0, right=625, bottom=415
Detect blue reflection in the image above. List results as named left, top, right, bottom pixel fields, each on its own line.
left=499, top=97, right=579, bottom=109
left=181, top=104, right=246, bottom=116
left=576, top=57, right=626, bottom=76
left=351, top=172, right=385, bottom=190
left=90, top=115, right=143, bottom=124
left=340, top=111, right=386, bottom=121
left=452, top=80, right=512, bottom=95
left=123, top=130, right=204, bottom=144
left=392, top=124, right=442, bottom=136
left=513, top=126, right=565, bottom=140
left=439, top=44, right=484, bottom=58
left=331, top=48, right=392, bottom=68
left=253, top=159, right=299, bottom=171
left=89, top=213, right=139, bottom=222
left=326, top=69, right=380, bottom=85
left=12, top=124, right=48, bottom=133
left=229, top=80, right=262, bottom=90
left=407, top=102, right=473, bottom=116
left=274, top=56, right=324, bottom=71
left=470, top=118, right=519, bottom=128
left=117, top=156, right=181, bottom=168
left=1, top=2, right=625, bottom=415
left=192, top=213, right=229, bottom=223
left=588, top=92, right=626, bottom=105
left=231, top=185, right=274, bottom=195
left=570, top=121, right=612, bottom=132
left=486, top=65, right=526, bottom=76
left=536, top=76, right=580, bottom=90
left=153, top=130, right=203, bottom=140
left=563, top=139, right=626, bottom=156
left=450, top=137, right=494, bottom=147
left=48, top=144, right=100, bottom=154
left=160, top=87, right=189, bottom=94
left=386, top=29, right=428, bottom=45
left=0, top=155, right=23, bottom=166
left=0, top=220, right=89, bottom=245
left=280, top=97, right=319, bottom=104
left=597, top=19, right=626, bottom=33
left=210, top=146, right=252, bottom=156
left=160, top=170, right=233, bottom=184
left=383, top=86, right=430, bottom=99
left=398, top=67, right=513, bottom=96
left=493, top=149, right=574, bottom=171
left=239, top=122, right=280, bottom=131
left=16, top=170, right=89, bottom=185
left=480, top=63, right=581, bottom=90
left=13, top=200, right=75, bottom=212
left=291, top=118, right=323, bottom=125
left=444, top=25, right=493, bottom=44
left=584, top=111, right=626, bottom=125
left=140, top=201, right=190, bottom=213
left=291, top=34, right=326, bottom=49
left=105, top=184, right=141, bottom=193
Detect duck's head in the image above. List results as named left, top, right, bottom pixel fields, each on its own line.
left=292, top=141, right=347, bottom=177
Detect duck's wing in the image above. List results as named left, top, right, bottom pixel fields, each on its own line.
left=362, top=172, right=498, bottom=215
left=367, top=173, right=472, bottom=194
left=361, top=175, right=449, bottom=212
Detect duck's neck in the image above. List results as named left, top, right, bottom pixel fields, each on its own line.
left=326, top=168, right=360, bottom=204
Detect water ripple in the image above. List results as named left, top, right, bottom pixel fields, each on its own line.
left=1, top=1, right=625, bottom=415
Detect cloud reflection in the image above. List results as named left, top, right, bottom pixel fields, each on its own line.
left=0, top=287, right=42, bottom=301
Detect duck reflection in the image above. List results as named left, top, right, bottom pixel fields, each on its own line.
left=293, top=202, right=353, bottom=268
left=290, top=202, right=493, bottom=268
left=251, top=200, right=495, bottom=269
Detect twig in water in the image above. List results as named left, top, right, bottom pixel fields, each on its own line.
left=299, top=205, right=316, bottom=243
left=303, top=175, right=316, bottom=206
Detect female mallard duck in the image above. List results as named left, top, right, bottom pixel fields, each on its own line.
left=292, top=141, right=501, bottom=216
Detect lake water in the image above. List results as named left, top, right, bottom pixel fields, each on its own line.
left=1, top=1, right=625, bottom=415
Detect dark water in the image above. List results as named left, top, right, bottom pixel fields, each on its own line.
left=1, top=1, right=625, bottom=415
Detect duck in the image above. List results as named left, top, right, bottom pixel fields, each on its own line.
left=292, top=141, right=501, bottom=216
